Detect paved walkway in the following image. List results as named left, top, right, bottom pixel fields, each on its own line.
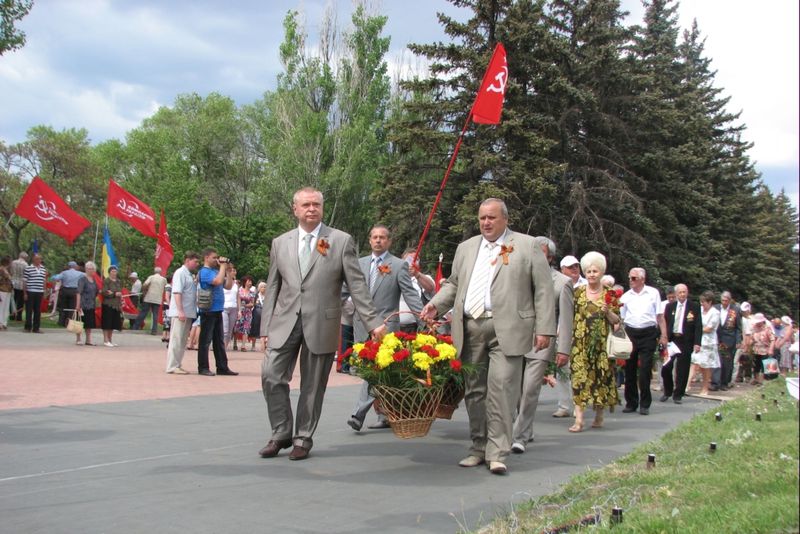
left=0, top=323, right=739, bottom=533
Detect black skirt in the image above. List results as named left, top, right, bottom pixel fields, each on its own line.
left=249, top=306, right=262, bottom=338
left=101, top=305, right=123, bottom=331
left=82, top=308, right=97, bottom=329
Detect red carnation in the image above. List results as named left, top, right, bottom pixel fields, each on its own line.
left=615, top=288, right=623, bottom=297
left=393, top=349, right=410, bottom=362
left=450, top=360, right=462, bottom=371
left=604, top=291, right=613, bottom=304
left=437, top=334, right=453, bottom=344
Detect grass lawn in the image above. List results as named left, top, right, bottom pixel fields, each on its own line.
left=482, top=378, right=799, bottom=533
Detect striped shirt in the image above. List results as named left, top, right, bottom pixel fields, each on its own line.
left=23, top=265, right=47, bottom=293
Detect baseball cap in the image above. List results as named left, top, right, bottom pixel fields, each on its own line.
left=781, top=315, right=793, bottom=325
left=740, top=301, right=751, bottom=312
left=560, top=255, right=579, bottom=268
left=129, top=272, right=138, bottom=278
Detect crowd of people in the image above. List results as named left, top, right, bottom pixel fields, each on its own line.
left=1, top=188, right=798, bottom=476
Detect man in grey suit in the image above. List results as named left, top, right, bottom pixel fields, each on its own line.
left=511, top=237, right=574, bottom=454
left=346, top=225, right=425, bottom=431
left=258, top=187, right=386, bottom=461
left=421, top=198, right=556, bottom=475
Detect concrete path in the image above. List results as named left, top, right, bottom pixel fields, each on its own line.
left=0, top=324, right=732, bottom=533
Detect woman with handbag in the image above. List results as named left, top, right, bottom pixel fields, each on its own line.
left=569, top=251, right=621, bottom=432
left=74, top=262, right=99, bottom=345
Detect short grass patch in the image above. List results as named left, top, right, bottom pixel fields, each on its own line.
left=482, top=378, right=799, bottom=533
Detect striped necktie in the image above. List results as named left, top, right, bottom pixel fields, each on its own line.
left=465, top=243, right=495, bottom=319
left=369, top=257, right=382, bottom=290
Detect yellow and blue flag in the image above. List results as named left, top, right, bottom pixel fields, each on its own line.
left=101, top=225, right=118, bottom=277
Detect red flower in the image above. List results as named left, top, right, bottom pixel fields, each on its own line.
left=393, top=349, right=410, bottom=362
left=604, top=291, right=614, bottom=304
left=361, top=350, right=376, bottom=361
left=615, top=288, right=623, bottom=297
left=396, top=331, right=416, bottom=341
left=341, top=347, right=353, bottom=359
left=436, top=334, right=453, bottom=344
left=420, top=345, right=439, bottom=358
left=450, top=360, right=462, bottom=371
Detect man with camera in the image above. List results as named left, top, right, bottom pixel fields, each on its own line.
left=196, top=248, right=238, bottom=376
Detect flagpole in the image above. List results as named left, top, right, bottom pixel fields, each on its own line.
left=92, top=220, right=100, bottom=264
left=412, top=111, right=473, bottom=266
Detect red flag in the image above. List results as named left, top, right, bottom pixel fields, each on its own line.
left=121, top=288, right=139, bottom=316
left=434, top=253, right=444, bottom=292
left=471, top=43, right=508, bottom=125
left=13, top=176, right=91, bottom=244
left=106, top=179, right=157, bottom=238
left=154, top=210, right=174, bottom=273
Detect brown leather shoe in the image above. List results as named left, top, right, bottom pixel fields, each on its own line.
left=288, top=445, right=310, bottom=461
left=258, top=439, right=292, bottom=458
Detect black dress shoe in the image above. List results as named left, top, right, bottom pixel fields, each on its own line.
left=347, top=416, right=363, bottom=431
left=639, top=407, right=650, bottom=415
left=198, top=369, right=215, bottom=376
left=659, top=395, right=669, bottom=402
left=709, top=386, right=720, bottom=391
left=288, top=445, right=310, bottom=461
left=622, top=406, right=638, bottom=413
left=259, top=439, right=292, bottom=458
left=217, top=369, right=239, bottom=376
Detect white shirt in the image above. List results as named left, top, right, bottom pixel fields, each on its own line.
left=673, top=299, right=687, bottom=334
left=574, top=275, right=588, bottom=288
left=223, top=282, right=239, bottom=308
left=298, top=223, right=322, bottom=257
left=168, top=265, right=197, bottom=319
left=620, top=285, right=662, bottom=329
left=466, top=231, right=506, bottom=313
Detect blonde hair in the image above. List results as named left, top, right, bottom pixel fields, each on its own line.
left=580, top=251, right=606, bottom=275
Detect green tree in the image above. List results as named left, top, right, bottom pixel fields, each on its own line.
left=0, top=0, right=32, bottom=55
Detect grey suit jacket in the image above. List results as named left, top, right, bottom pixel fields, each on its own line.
left=428, top=230, right=556, bottom=356
left=261, top=224, right=381, bottom=354
left=526, top=269, right=574, bottom=361
left=352, top=253, right=424, bottom=342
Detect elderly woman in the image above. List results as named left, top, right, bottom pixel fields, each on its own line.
left=75, top=261, right=99, bottom=345
left=687, top=291, right=720, bottom=396
left=249, top=281, right=267, bottom=351
left=749, top=313, right=775, bottom=385
left=569, top=251, right=621, bottom=432
left=101, top=265, right=124, bottom=347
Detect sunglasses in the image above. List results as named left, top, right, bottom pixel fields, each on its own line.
left=629, top=276, right=640, bottom=281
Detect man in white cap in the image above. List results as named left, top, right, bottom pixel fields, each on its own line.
left=734, top=301, right=753, bottom=382
left=128, top=272, right=142, bottom=329
left=551, top=254, right=585, bottom=418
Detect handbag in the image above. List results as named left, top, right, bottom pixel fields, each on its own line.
left=66, top=310, right=84, bottom=334
left=607, top=324, right=632, bottom=360
left=197, top=284, right=213, bottom=310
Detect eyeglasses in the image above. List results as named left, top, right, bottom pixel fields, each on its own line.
left=629, top=276, right=640, bottom=281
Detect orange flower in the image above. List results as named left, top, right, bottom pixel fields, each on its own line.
left=316, top=238, right=330, bottom=256
left=498, top=244, right=514, bottom=265
left=378, top=264, right=391, bottom=275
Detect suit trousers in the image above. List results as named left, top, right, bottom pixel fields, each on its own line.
left=165, top=316, right=192, bottom=372
left=712, top=343, right=735, bottom=387
left=13, top=288, right=24, bottom=321
left=24, top=292, right=43, bottom=332
left=197, top=311, right=231, bottom=372
left=462, top=316, right=523, bottom=463
left=555, top=368, right=574, bottom=412
left=661, top=339, right=693, bottom=399
left=624, top=326, right=658, bottom=410
left=512, top=358, right=549, bottom=444
left=352, top=381, right=387, bottom=424
left=261, top=318, right=335, bottom=449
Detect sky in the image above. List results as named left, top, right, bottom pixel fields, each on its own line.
left=1, top=0, right=797, bottom=206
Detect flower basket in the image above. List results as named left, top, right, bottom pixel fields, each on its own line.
left=372, top=384, right=444, bottom=438
left=434, top=379, right=465, bottom=420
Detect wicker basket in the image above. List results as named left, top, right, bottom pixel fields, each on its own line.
left=434, top=380, right=466, bottom=420
left=372, top=385, right=443, bottom=439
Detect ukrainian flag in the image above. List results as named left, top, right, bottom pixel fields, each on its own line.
left=101, top=225, right=118, bottom=277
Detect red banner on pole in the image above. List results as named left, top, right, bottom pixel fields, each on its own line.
left=471, top=43, right=508, bottom=125
left=106, top=179, right=157, bottom=238
left=434, top=253, right=444, bottom=292
left=13, top=176, right=91, bottom=244
left=154, top=210, right=174, bottom=273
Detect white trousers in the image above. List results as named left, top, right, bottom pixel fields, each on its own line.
left=165, top=317, right=192, bottom=372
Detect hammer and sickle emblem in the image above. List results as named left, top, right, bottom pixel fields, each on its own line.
left=486, top=66, right=508, bottom=94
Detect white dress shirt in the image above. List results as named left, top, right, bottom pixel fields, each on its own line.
left=620, top=285, right=662, bottom=329
left=298, top=223, right=322, bottom=257
left=465, top=230, right=506, bottom=313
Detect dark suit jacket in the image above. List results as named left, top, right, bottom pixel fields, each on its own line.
left=664, top=299, right=702, bottom=352
left=715, top=304, right=742, bottom=349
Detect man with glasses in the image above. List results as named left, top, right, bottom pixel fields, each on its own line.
left=619, top=268, right=667, bottom=415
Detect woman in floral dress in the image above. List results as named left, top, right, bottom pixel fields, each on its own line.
left=569, top=251, right=621, bottom=433
left=234, top=276, right=254, bottom=351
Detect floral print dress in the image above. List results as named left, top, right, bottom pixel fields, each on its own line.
left=570, top=286, right=619, bottom=410
left=234, top=287, right=253, bottom=336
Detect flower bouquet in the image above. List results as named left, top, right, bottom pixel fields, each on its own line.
left=345, top=331, right=467, bottom=438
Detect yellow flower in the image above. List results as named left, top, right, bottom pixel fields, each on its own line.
left=381, top=333, right=402, bottom=350
left=376, top=348, right=395, bottom=369
left=413, top=333, right=437, bottom=349
left=435, top=343, right=457, bottom=360
left=353, top=342, right=365, bottom=354
left=412, top=351, right=432, bottom=370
